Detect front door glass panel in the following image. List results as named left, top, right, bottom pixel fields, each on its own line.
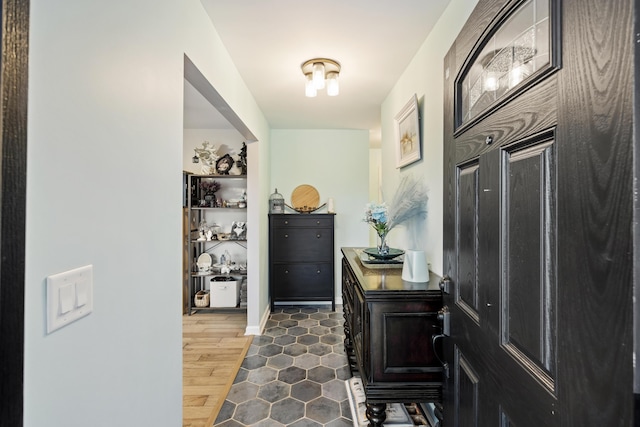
left=458, top=0, right=551, bottom=127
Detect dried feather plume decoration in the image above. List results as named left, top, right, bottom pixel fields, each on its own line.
left=363, top=175, right=427, bottom=233
left=385, top=175, right=428, bottom=230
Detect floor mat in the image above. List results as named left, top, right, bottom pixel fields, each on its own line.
left=345, top=376, right=433, bottom=426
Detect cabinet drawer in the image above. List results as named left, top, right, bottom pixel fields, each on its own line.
left=271, top=216, right=333, bottom=228
left=271, top=228, right=333, bottom=262
left=272, top=263, right=333, bottom=299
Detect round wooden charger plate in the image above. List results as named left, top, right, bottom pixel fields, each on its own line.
left=291, top=184, right=320, bottom=211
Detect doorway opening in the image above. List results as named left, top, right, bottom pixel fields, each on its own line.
left=182, top=55, right=257, bottom=425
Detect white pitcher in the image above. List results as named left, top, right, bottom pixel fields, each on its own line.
left=402, top=250, right=429, bottom=282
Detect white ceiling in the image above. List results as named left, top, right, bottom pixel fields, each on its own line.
left=184, top=1, right=451, bottom=144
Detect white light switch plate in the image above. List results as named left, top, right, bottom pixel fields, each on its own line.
left=46, top=265, right=93, bottom=334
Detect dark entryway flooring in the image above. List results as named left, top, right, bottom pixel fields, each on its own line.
left=214, top=305, right=352, bottom=427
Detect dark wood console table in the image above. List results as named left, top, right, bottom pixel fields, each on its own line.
left=341, top=247, right=443, bottom=427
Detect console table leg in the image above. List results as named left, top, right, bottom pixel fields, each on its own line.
left=365, top=402, right=386, bottom=427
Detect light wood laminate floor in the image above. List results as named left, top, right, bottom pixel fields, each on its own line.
left=183, top=311, right=252, bottom=427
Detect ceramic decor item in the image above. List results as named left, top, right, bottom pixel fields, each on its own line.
left=196, top=253, right=212, bottom=272
left=401, top=250, right=429, bottom=282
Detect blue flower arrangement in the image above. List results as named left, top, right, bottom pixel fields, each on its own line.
left=363, top=175, right=428, bottom=240
left=363, top=202, right=390, bottom=235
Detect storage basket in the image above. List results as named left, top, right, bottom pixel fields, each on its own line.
left=210, top=276, right=240, bottom=307
left=194, top=290, right=210, bottom=307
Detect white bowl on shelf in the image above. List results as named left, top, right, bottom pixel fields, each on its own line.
left=196, top=253, right=212, bottom=272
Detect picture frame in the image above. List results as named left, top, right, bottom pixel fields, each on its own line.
left=394, top=94, right=421, bottom=168
left=216, top=154, right=234, bottom=175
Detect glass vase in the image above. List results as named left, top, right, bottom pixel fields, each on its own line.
left=377, top=230, right=389, bottom=256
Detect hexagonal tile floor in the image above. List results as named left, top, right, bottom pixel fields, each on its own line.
left=214, top=305, right=352, bottom=427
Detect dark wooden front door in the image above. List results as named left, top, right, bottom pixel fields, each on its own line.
left=442, top=0, right=634, bottom=425
left=0, top=0, right=29, bottom=426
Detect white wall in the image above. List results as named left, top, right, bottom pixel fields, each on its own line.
left=368, top=148, right=382, bottom=245
left=26, top=1, right=183, bottom=426
left=379, top=0, right=479, bottom=276
left=270, top=129, right=370, bottom=303
left=25, top=0, right=271, bottom=425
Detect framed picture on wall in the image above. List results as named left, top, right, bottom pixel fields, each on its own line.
left=394, top=94, right=421, bottom=168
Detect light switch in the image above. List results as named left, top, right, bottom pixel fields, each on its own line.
left=59, top=283, right=75, bottom=313
left=76, top=281, right=87, bottom=307
left=47, top=265, right=93, bottom=334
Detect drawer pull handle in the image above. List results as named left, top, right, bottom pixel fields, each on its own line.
left=284, top=234, right=288, bottom=238
left=317, top=221, right=320, bottom=224
left=284, top=220, right=288, bottom=224
left=285, top=270, right=289, bottom=274
left=316, top=234, right=321, bottom=238
left=317, top=270, right=321, bottom=274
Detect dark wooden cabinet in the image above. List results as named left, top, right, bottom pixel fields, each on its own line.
left=269, top=214, right=335, bottom=310
left=341, top=247, right=443, bottom=426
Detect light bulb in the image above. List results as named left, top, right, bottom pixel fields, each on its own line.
left=312, top=62, right=325, bottom=89
left=510, top=63, right=523, bottom=88
left=483, top=73, right=498, bottom=92
left=305, top=74, right=317, bottom=97
left=326, top=72, right=339, bottom=96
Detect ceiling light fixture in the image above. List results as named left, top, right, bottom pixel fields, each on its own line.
left=301, top=58, right=341, bottom=97
left=480, top=46, right=536, bottom=92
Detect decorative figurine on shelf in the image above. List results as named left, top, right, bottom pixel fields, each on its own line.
left=232, top=221, right=247, bottom=240
left=238, top=190, right=247, bottom=208
left=209, top=223, right=221, bottom=239
left=206, top=229, right=213, bottom=241
left=197, top=219, right=208, bottom=241
left=216, top=154, right=234, bottom=175
left=236, top=142, right=247, bottom=175
left=193, top=141, right=220, bottom=175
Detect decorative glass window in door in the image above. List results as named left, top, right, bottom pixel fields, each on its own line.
left=458, top=0, right=553, bottom=127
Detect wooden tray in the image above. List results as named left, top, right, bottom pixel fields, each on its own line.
left=291, top=184, right=320, bottom=212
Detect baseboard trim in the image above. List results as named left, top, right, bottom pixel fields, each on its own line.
left=245, top=305, right=270, bottom=336
left=244, top=298, right=343, bottom=336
